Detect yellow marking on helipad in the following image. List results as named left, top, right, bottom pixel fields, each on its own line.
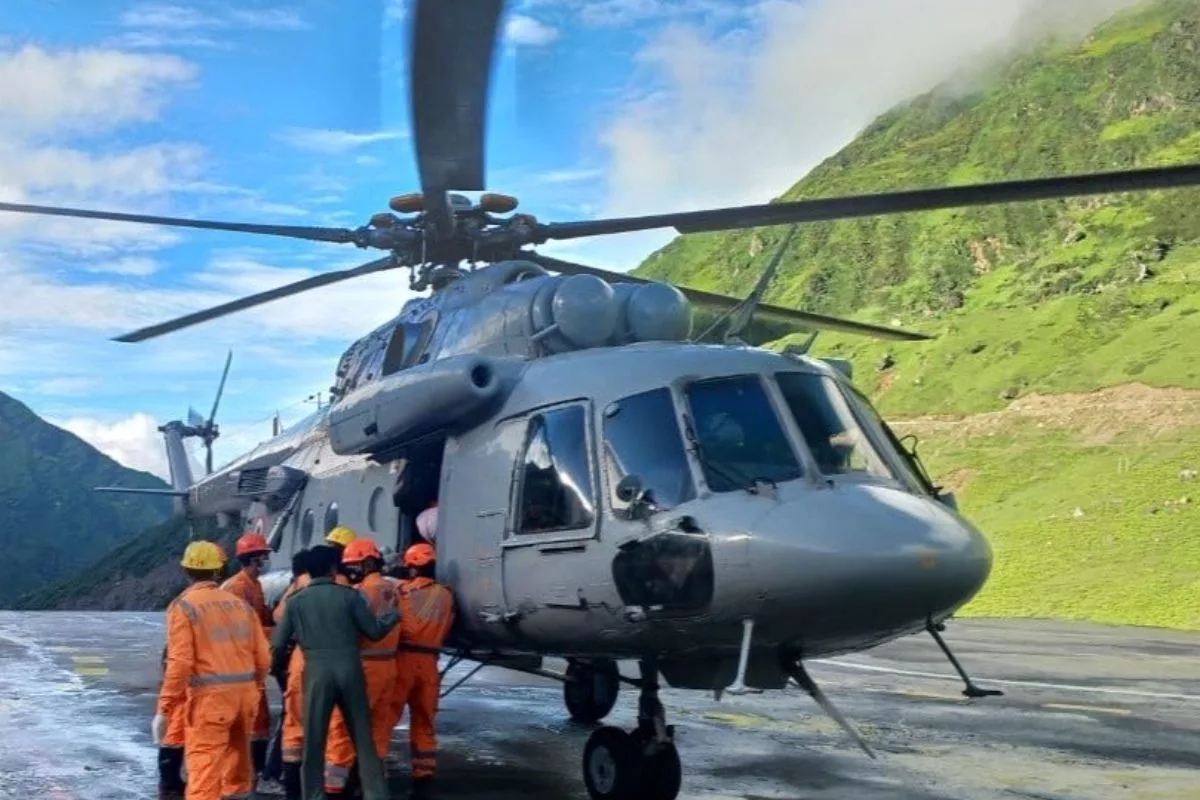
left=1042, top=702, right=1131, bottom=716
left=70, top=655, right=107, bottom=664
left=75, top=665, right=110, bottom=676
left=894, top=689, right=965, bottom=702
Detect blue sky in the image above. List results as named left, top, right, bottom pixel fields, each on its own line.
left=0, top=0, right=1113, bottom=479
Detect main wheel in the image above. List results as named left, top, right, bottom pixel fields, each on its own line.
left=639, top=741, right=682, bottom=800
left=582, top=726, right=641, bottom=800
left=564, top=659, right=620, bottom=723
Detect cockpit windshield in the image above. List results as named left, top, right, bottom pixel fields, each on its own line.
left=774, top=371, right=895, bottom=480
left=602, top=388, right=697, bottom=513
left=683, top=375, right=803, bottom=492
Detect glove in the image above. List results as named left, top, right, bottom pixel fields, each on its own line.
left=152, top=713, right=167, bottom=745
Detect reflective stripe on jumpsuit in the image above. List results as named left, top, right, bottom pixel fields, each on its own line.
left=391, top=578, right=455, bottom=781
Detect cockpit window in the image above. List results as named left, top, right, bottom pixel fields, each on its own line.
left=683, top=376, right=802, bottom=492
left=602, top=388, right=696, bottom=513
left=517, top=404, right=595, bottom=535
left=774, top=372, right=895, bottom=480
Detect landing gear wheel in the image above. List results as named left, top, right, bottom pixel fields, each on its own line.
left=564, top=659, right=620, bottom=723
left=582, top=726, right=641, bottom=800
left=633, top=730, right=682, bottom=800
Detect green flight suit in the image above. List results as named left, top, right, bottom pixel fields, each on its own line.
left=271, top=576, right=400, bottom=800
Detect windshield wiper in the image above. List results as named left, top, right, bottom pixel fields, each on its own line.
left=682, top=414, right=760, bottom=493
left=885, top=425, right=939, bottom=495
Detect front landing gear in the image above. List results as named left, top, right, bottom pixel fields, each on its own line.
left=565, top=659, right=621, bottom=723
left=581, top=659, right=681, bottom=800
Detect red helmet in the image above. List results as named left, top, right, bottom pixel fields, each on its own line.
left=342, top=538, right=383, bottom=565
left=235, top=532, right=271, bottom=558
left=404, top=543, right=436, bottom=568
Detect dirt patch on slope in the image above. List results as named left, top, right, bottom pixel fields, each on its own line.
left=890, top=383, right=1200, bottom=444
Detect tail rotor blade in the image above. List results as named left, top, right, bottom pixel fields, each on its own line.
left=187, top=407, right=206, bottom=429
left=209, top=350, right=232, bottom=426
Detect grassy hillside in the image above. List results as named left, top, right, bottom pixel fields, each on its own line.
left=636, top=0, right=1200, bottom=628
left=0, top=391, right=172, bottom=605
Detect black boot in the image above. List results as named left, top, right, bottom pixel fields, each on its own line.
left=410, top=776, right=433, bottom=800
left=282, top=762, right=302, bottom=800
left=157, top=747, right=185, bottom=800
left=251, top=739, right=268, bottom=776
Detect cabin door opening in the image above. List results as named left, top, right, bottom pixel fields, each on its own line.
left=392, top=438, right=445, bottom=554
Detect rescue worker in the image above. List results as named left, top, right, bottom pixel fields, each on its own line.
left=270, top=544, right=400, bottom=800
left=221, top=531, right=279, bottom=795
left=391, top=543, right=455, bottom=799
left=325, top=526, right=358, bottom=586
left=324, top=538, right=403, bottom=796
left=270, top=549, right=312, bottom=800
left=153, top=541, right=270, bottom=800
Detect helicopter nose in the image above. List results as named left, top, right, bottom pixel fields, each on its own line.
left=739, top=483, right=992, bottom=646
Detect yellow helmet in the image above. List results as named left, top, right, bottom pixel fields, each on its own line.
left=180, top=540, right=227, bottom=571
left=325, top=526, right=357, bottom=547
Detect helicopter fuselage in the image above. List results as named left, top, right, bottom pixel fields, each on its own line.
left=191, top=331, right=991, bottom=693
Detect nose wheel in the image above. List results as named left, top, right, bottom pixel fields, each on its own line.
left=581, top=659, right=681, bottom=800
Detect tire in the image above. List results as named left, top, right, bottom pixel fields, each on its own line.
left=639, top=741, right=682, bottom=800
left=564, top=659, right=620, bottom=723
left=582, top=726, right=641, bottom=800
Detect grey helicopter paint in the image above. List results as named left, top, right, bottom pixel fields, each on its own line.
left=7, top=0, right=1200, bottom=797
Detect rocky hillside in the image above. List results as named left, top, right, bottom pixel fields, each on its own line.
left=0, top=391, right=172, bottom=605
left=636, top=0, right=1200, bottom=629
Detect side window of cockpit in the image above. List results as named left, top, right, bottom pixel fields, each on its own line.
left=602, top=388, right=696, bottom=513
left=774, top=372, right=895, bottom=480
left=684, top=376, right=802, bottom=491
left=516, top=405, right=596, bottom=535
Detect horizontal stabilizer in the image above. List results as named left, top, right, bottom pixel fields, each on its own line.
left=94, top=486, right=189, bottom=496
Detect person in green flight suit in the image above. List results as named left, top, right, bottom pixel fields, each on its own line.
left=270, top=544, right=400, bottom=800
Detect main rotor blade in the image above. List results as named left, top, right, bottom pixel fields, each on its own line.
left=522, top=252, right=930, bottom=342
left=208, top=349, right=233, bottom=426
left=113, top=256, right=401, bottom=343
left=538, top=163, right=1200, bottom=241
left=409, top=0, right=505, bottom=195
left=0, top=201, right=361, bottom=244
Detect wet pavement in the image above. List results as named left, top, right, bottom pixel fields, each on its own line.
left=0, top=611, right=1198, bottom=800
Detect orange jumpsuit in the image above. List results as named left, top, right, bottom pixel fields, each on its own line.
left=274, top=574, right=311, bottom=765
left=161, top=643, right=187, bottom=748
left=157, top=581, right=270, bottom=800
left=391, top=577, right=455, bottom=781
left=221, top=570, right=274, bottom=744
left=323, top=573, right=402, bottom=793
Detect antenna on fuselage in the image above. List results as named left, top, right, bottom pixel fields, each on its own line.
left=693, top=226, right=800, bottom=345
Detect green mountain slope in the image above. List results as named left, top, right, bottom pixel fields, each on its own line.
left=0, top=391, right=172, bottom=605
left=636, top=0, right=1200, bottom=629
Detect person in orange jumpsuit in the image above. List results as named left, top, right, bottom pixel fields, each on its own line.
left=220, top=531, right=278, bottom=793
left=323, top=538, right=403, bottom=796
left=158, top=642, right=187, bottom=799
left=153, top=540, right=270, bottom=800
left=272, top=549, right=312, bottom=800
left=391, top=543, right=456, bottom=799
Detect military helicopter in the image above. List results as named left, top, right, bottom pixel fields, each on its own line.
left=6, top=1, right=1200, bottom=797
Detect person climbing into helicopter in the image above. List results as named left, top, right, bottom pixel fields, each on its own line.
left=155, top=542, right=229, bottom=800
left=154, top=540, right=270, bottom=800
left=391, top=542, right=456, bottom=799
left=325, top=526, right=358, bottom=586
left=324, top=538, right=404, bottom=797
left=221, top=531, right=282, bottom=795
left=270, top=544, right=399, bottom=800
left=271, top=548, right=312, bottom=800
left=415, top=501, right=438, bottom=544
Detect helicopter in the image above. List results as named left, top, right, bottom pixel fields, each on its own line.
left=5, top=1, right=1200, bottom=797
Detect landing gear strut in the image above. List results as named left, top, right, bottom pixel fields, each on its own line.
left=926, top=620, right=1003, bottom=699
left=564, top=658, right=621, bottom=723
left=582, top=659, right=681, bottom=800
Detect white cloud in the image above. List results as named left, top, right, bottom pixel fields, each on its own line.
left=275, top=128, right=409, bottom=155
left=81, top=257, right=162, bottom=276
left=534, top=167, right=604, bottom=185
left=597, top=0, right=1144, bottom=219
left=0, top=45, right=196, bottom=137
left=506, top=15, right=560, bottom=46
left=121, top=3, right=309, bottom=32
left=525, top=0, right=745, bottom=27
left=55, top=412, right=172, bottom=480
